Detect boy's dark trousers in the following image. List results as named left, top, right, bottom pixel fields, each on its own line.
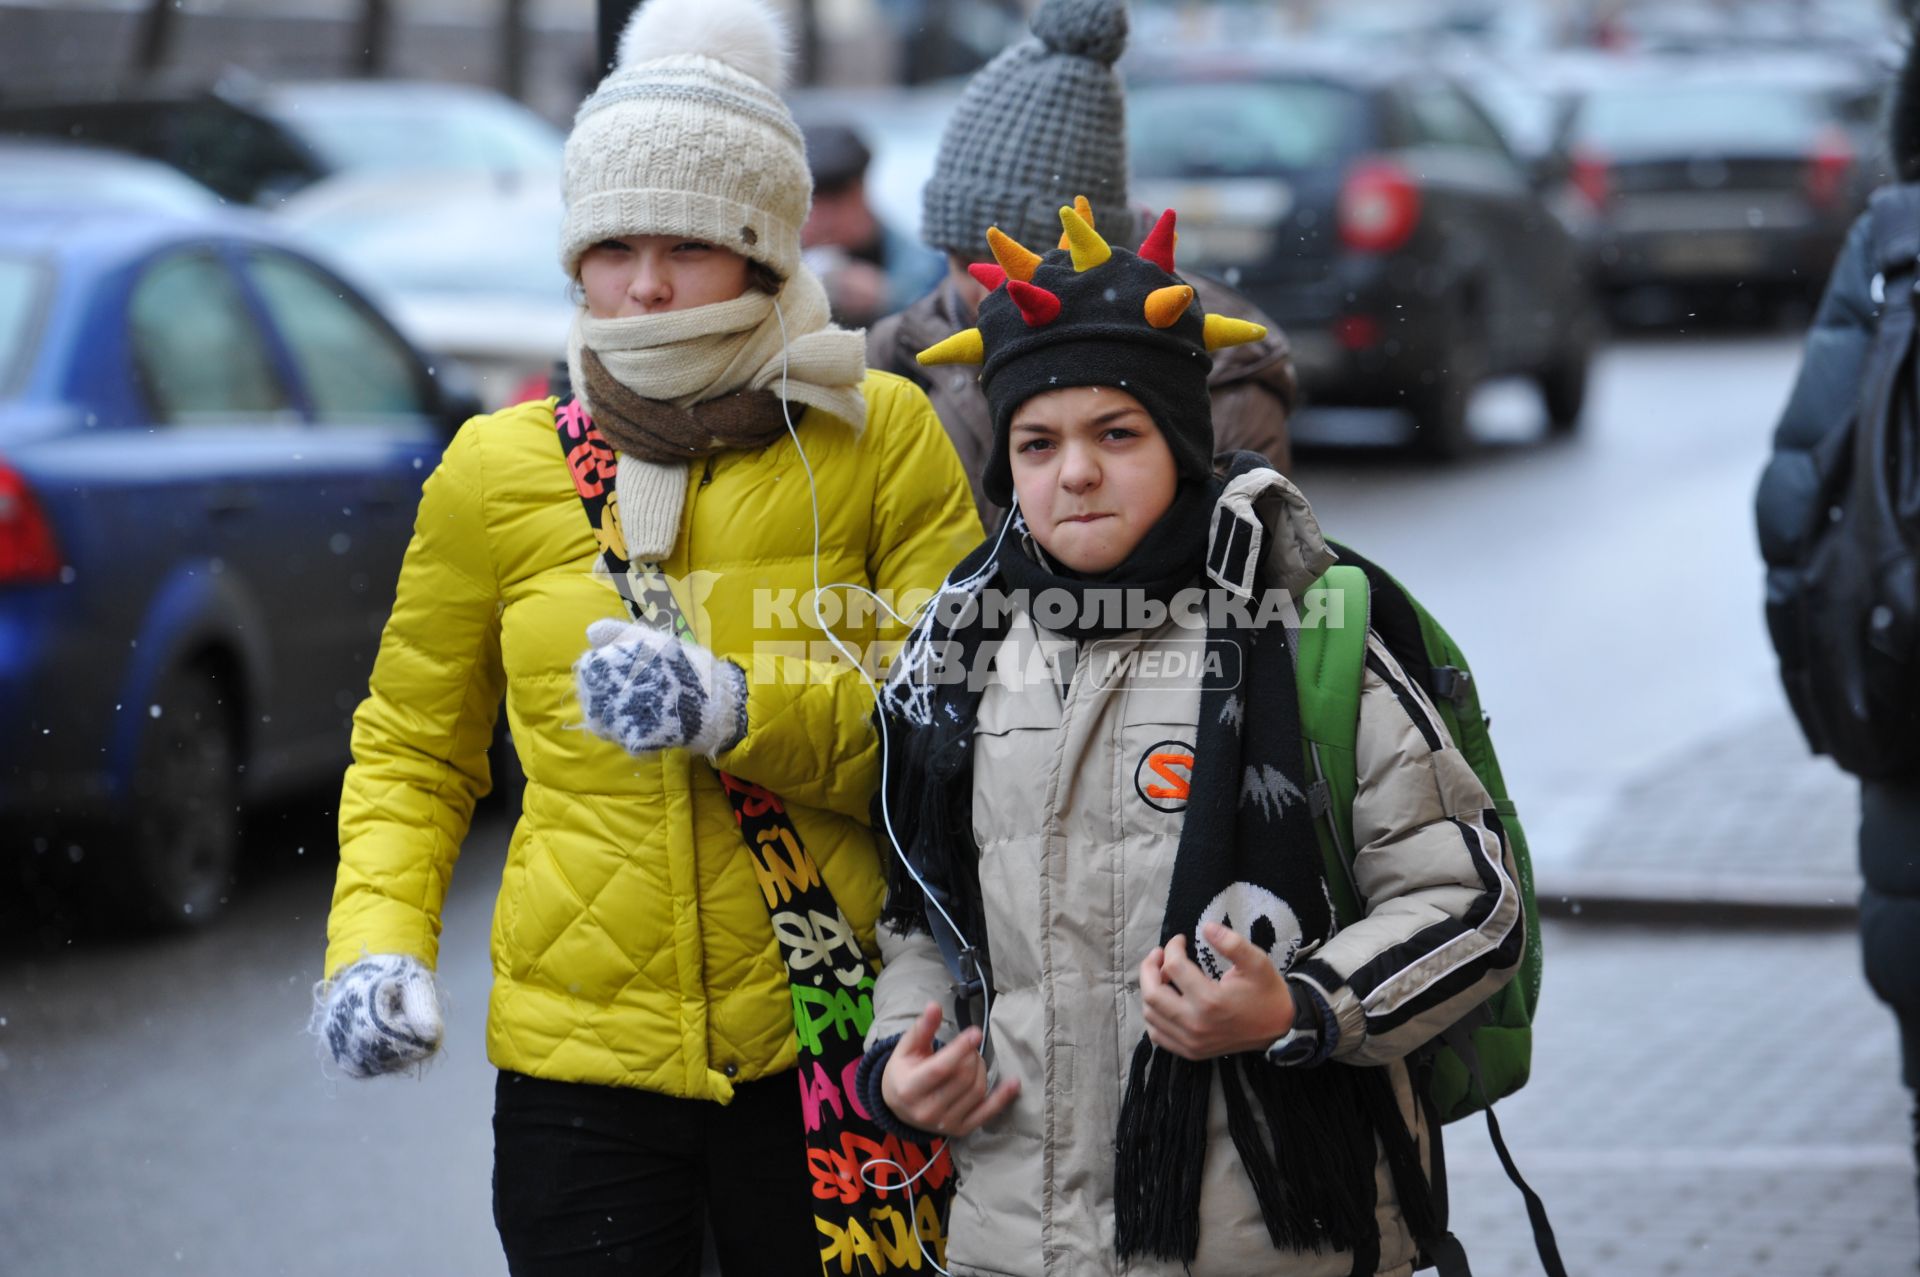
left=492, top=1068, right=820, bottom=1276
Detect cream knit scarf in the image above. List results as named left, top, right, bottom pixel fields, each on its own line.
left=566, top=266, right=867, bottom=560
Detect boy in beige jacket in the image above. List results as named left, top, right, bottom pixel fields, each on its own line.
left=859, top=205, right=1523, bottom=1277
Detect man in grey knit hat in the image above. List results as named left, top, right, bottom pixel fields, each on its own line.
left=868, top=0, right=1296, bottom=527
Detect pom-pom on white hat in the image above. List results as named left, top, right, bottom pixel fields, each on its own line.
left=560, top=0, right=809, bottom=280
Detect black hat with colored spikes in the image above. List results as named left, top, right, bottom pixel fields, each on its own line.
left=917, top=198, right=1266, bottom=508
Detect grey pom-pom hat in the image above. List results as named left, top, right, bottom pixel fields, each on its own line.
left=919, top=0, right=1133, bottom=258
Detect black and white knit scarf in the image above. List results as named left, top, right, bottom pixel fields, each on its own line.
left=877, top=456, right=1434, bottom=1267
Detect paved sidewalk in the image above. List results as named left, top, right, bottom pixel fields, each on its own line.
left=1441, top=920, right=1917, bottom=1276
left=1539, top=706, right=1863, bottom=919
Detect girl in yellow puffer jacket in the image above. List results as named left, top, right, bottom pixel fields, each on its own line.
left=310, top=1, right=980, bottom=1272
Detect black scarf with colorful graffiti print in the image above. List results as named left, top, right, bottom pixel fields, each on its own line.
left=554, top=395, right=955, bottom=1272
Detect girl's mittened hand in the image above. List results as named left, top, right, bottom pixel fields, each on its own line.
left=574, top=619, right=746, bottom=758
left=880, top=1003, right=1019, bottom=1138
left=316, top=954, right=443, bottom=1078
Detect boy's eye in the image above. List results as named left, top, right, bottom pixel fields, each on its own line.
left=1102, top=427, right=1139, bottom=442
left=1016, top=438, right=1053, bottom=454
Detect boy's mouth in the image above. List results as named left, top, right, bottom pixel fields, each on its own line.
left=1059, top=513, right=1112, bottom=525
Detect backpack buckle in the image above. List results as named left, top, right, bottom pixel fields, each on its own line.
left=1430, top=665, right=1473, bottom=708
left=951, top=946, right=986, bottom=1031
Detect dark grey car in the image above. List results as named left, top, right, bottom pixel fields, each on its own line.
left=1128, top=48, right=1597, bottom=459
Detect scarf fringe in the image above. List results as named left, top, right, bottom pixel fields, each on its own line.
left=1115, top=1038, right=1215, bottom=1263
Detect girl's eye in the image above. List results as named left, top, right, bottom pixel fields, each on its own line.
left=674, top=241, right=714, bottom=254
left=593, top=239, right=631, bottom=254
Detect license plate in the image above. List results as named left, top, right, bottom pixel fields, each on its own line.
left=1644, top=233, right=1765, bottom=276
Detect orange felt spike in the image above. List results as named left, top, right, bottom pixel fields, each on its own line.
left=1059, top=204, right=1111, bottom=272
left=1144, top=284, right=1194, bottom=329
left=1007, top=279, right=1062, bottom=327
left=1139, top=208, right=1177, bottom=272
left=1203, top=314, right=1267, bottom=351
left=986, top=227, right=1041, bottom=282
left=917, top=327, right=985, bottom=365
left=968, top=262, right=1008, bottom=291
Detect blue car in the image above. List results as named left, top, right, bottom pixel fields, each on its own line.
left=0, top=199, right=477, bottom=925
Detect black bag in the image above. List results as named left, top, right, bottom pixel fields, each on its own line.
left=1760, top=184, right=1920, bottom=780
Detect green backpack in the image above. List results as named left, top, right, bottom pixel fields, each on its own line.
left=1294, top=547, right=1563, bottom=1277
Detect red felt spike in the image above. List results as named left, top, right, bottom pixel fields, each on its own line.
left=1006, top=279, right=1062, bottom=327
left=1138, top=208, right=1178, bottom=272
left=968, top=262, right=1008, bottom=291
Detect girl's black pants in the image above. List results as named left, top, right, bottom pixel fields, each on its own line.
left=493, top=1068, right=820, bottom=1276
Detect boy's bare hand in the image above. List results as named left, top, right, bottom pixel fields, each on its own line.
left=1140, top=922, right=1296, bottom=1060
left=880, top=1003, right=1020, bottom=1136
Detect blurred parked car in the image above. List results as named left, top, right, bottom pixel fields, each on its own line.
left=0, top=78, right=563, bottom=205
left=1128, top=47, right=1596, bottom=458
left=0, top=139, right=225, bottom=214
left=279, top=167, right=574, bottom=407
left=0, top=201, right=478, bottom=926
left=1550, top=59, right=1883, bottom=323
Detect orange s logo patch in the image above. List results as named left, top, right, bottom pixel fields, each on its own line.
left=1135, top=740, right=1195, bottom=812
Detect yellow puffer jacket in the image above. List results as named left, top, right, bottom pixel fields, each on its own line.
left=324, top=371, right=982, bottom=1101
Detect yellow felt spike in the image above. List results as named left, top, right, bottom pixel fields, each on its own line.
left=1057, top=195, right=1097, bottom=248
left=1144, top=285, right=1195, bottom=329
left=1059, top=204, right=1111, bottom=271
left=1203, top=313, right=1268, bottom=351
left=916, top=327, right=985, bottom=366
left=986, top=227, right=1041, bottom=283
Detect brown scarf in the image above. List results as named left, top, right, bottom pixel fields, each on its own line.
left=581, top=347, right=792, bottom=463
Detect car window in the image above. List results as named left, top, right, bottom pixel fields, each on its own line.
left=1573, top=84, right=1829, bottom=151
left=275, top=93, right=562, bottom=174
left=0, top=256, right=46, bottom=399
left=1403, top=85, right=1514, bottom=158
left=244, top=250, right=429, bottom=422
left=129, top=251, right=291, bottom=423
left=1130, top=79, right=1363, bottom=177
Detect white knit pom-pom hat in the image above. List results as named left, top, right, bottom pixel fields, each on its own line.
left=560, top=0, right=810, bottom=280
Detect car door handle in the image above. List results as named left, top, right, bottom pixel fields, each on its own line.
left=205, top=486, right=259, bottom=516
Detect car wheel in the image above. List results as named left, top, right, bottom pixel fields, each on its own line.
left=1538, top=340, right=1590, bottom=434
left=1409, top=333, right=1483, bottom=461
left=114, top=665, right=241, bottom=928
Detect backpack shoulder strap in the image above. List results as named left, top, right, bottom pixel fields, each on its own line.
left=1295, top=563, right=1370, bottom=923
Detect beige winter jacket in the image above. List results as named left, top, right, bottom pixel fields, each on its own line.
left=866, top=470, right=1525, bottom=1277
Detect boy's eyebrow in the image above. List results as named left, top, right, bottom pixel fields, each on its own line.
left=1011, top=405, right=1150, bottom=434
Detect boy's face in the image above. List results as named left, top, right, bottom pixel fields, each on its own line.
left=1009, top=385, right=1180, bottom=575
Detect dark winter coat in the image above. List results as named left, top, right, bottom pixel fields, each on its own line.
left=1761, top=210, right=1920, bottom=1086
left=869, top=274, right=1298, bottom=528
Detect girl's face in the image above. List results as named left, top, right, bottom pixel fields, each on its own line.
left=1009, top=385, right=1180, bottom=575
left=578, top=235, right=752, bottom=318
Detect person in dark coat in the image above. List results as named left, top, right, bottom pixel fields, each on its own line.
left=866, top=0, right=1296, bottom=529
left=1758, top=28, right=1920, bottom=1244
